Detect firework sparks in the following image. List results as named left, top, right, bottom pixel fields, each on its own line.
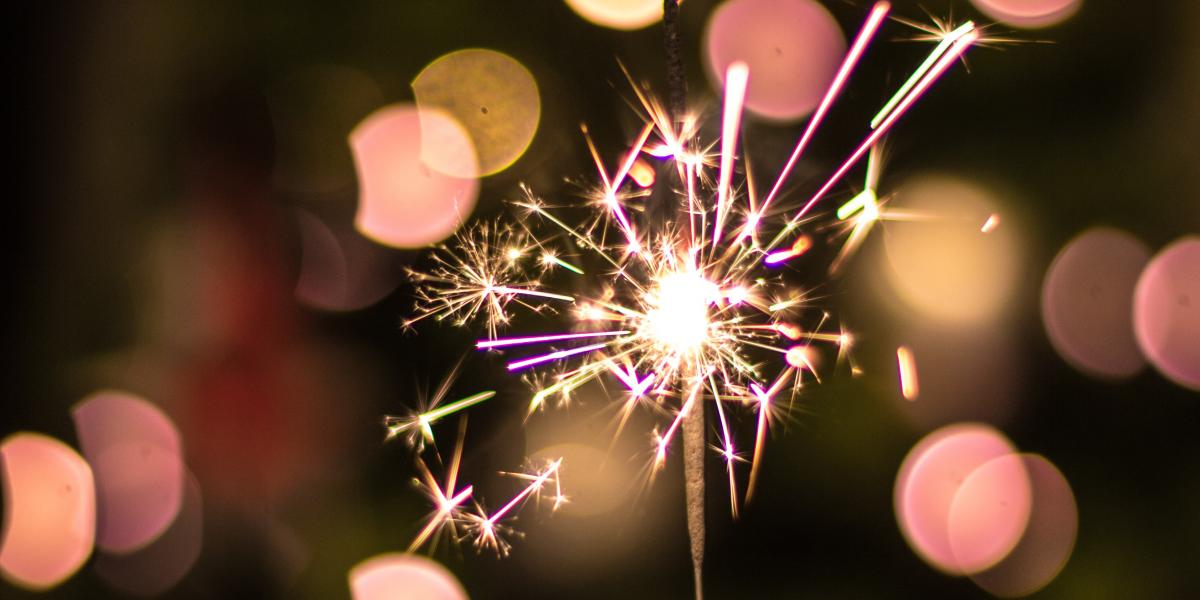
left=465, top=458, right=564, bottom=557
left=397, top=413, right=565, bottom=556
left=402, top=0, right=983, bottom=533
left=897, top=345, right=920, bottom=401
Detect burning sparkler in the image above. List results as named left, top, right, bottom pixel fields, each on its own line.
left=398, top=1, right=988, bottom=591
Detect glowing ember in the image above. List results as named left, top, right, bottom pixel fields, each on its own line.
left=644, top=270, right=719, bottom=353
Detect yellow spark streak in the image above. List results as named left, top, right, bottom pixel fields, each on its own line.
left=897, top=346, right=919, bottom=400
left=420, top=390, right=495, bottom=425
left=713, top=61, right=749, bottom=250
left=746, top=383, right=771, bottom=503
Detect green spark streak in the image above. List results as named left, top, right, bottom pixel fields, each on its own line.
left=422, top=390, right=496, bottom=423
left=547, top=255, right=585, bottom=275
left=870, top=21, right=975, bottom=129
left=837, top=188, right=878, bottom=220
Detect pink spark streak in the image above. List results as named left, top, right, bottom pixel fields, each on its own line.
left=789, top=29, right=980, bottom=224
left=759, top=1, right=892, bottom=217
left=477, top=330, right=629, bottom=349
left=713, top=61, right=750, bottom=249
left=506, top=342, right=611, bottom=371
left=486, top=459, right=562, bottom=525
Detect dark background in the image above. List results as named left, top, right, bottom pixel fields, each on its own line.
left=9, top=1, right=1199, bottom=598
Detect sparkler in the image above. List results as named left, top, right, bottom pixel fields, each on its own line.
left=399, top=1, right=989, bottom=590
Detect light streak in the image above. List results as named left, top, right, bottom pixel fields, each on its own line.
left=787, top=27, right=980, bottom=225
left=764, top=234, right=813, bottom=265
left=871, top=21, right=975, bottom=129
left=897, top=346, right=919, bottom=400
left=506, top=341, right=612, bottom=371
left=392, top=413, right=565, bottom=556
left=477, top=330, right=629, bottom=349
left=760, top=1, right=892, bottom=216
left=542, top=253, right=585, bottom=274
left=713, top=61, right=749, bottom=249
left=469, top=459, right=563, bottom=556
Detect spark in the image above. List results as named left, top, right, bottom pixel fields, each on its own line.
left=393, top=414, right=565, bottom=556
left=872, top=20, right=976, bottom=129
left=467, top=458, right=564, bottom=556
left=385, top=390, right=496, bottom=448
left=897, top=345, right=920, bottom=400
left=407, top=425, right=473, bottom=552
left=477, top=330, right=629, bottom=350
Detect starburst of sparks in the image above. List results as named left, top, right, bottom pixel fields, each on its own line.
left=400, top=414, right=566, bottom=556
left=397, top=1, right=992, bottom=554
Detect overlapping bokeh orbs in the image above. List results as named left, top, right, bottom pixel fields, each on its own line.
left=349, top=104, right=479, bottom=248
left=894, top=423, right=1020, bottom=575
left=896, top=425, right=1078, bottom=594
left=968, top=455, right=1078, bottom=597
left=72, top=390, right=185, bottom=554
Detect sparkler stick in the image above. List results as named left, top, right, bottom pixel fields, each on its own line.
left=655, top=383, right=701, bottom=468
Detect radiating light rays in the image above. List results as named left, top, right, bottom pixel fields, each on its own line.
left=385, top=390, right=495, bottom=449
left=403, top=221, right=575, bottom=338
left=785, top=25, right=980, bottom=227
left=408, top=436, right=473, bottom=553
left=466, top=458, right=564, bottom=557
left=871, top=20, right=976, bottom=129
left=395, top=414, right=565, bottom=557
left=401, top=1, right=987, bottom=529
left=760, top=0, right=891, bottom=215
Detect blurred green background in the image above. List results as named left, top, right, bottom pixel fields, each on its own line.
left=9, top=1, right=1199, bottom=598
